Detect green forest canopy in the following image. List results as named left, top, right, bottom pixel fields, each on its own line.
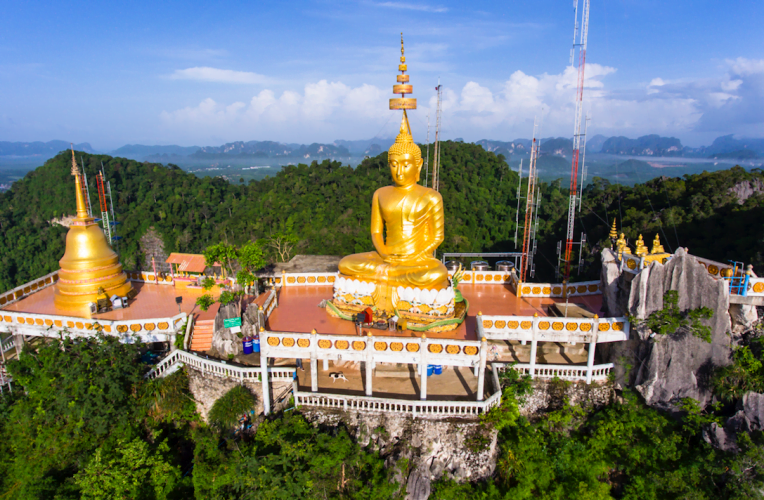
left=1, top=143, right=763, bottom=294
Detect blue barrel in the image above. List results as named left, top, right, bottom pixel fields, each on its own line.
left=433, top=365, right=443, bottom=375
left=242, top=337, right=253, bottom=355
left=252, top=336, right=261, bottom=353
left=427, top=365, right=434, bottom=377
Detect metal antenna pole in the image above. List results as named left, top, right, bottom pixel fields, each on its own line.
left=425, top=112, right=430, bottom=186
left=80, top=157, right=93, bottom=218
left=563, top=0, right=590, bottom=280
left=514, top=159, right=523, bottom=248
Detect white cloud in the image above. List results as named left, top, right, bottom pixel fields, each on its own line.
left=168, top=67, right=270, bottom=84
left=160, top=58, right=764, bottom=144
left=367, top=1, right=448, bottom=13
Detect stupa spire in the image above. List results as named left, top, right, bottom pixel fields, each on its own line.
left=71, top=145, right=90, bottom=220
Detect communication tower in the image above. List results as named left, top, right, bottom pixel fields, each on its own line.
left=431, top=80, right=443, bottom=192
left=561, top=0, right=591, bottom=281
left=96, top=171, right=112, bottom=245
left=519, top=122, right=541, bottom=282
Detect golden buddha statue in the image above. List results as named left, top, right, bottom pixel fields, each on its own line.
left=615, top=232, right=631, bottom=260
left=329, top=36, right=458, bottom=328
left=54, top=147, right=133, bottom=313
left=650, top=233, right=665, bottom=254
left=337, top=112, right=450, bottom=309
left=634, top=234, right=648, bottom=257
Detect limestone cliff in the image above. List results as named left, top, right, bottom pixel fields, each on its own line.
left=301, top=409, right=498, bottom=500
left=608, top=248, right=732, bottom=410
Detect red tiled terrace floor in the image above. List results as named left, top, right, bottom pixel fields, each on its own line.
left=266, top=283, right=603, bottom=341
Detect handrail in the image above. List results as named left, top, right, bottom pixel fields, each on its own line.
left=183, top=316, right=194, bottom=351
left=294, top=385, right=502, bottom=418
left=493, top=362, right=614, bottom=382
left=0, top=270, right=59, bottom=307
left=1, top=337, right=15, bottom=353
left=145, top=348, right=295, bottom=381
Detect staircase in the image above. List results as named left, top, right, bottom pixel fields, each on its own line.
left=189, top=302, right=220, bottom=352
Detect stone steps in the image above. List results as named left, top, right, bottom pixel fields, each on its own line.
left=190, top=319, right=215, bottom=351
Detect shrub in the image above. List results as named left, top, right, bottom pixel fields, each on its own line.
left=208, top=385, right=256, bottom=431
left=196, top=294, right=215, bottom=312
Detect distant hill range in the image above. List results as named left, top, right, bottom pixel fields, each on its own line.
left=3, top=134, right=764, bottom=165
left=0, top=140, right=95, bottom=156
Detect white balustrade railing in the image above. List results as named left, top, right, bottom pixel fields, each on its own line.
left=263, top=331, right=482, bottom=368
left=479, top=315, right=629, bottom=343
left=494, top=362, right=614, bottom=382
left=515, top=280, right=601, bottom=298
left=0, top=311, right=187, bottom=343
left=294, top=382, right=502, bottom=418
left=1, top=337, right=15, bottom=353
left=145, top=348, right=295, bottom=382
left=262, top=288, right=277, bottom=319
left=0, top=270, right=59, bottom=308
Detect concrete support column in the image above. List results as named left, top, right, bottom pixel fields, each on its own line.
left=586, top=315, right=600, bottom=384
left=528, top=313, right=539, bottom=379
left=310, top=329, right=318, bottom=393
left=419, top=335, right=428, bottom=401
left=477, top=336, right=487, bottom=401
left=259, top=327, right=271, bottom=415
left=365, top=332, right=373, bottom=396
left=257, top=306, right=265, bottom=333
left=475, top=311, right=483, bottom=377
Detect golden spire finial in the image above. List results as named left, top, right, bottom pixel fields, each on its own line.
left=71, top=144, right=90, bottom=219
left=609, top=218, right=617, bottom=240
left=70, top=144, right=79, bottom=176
left=390, top=34, right=416, bottom=111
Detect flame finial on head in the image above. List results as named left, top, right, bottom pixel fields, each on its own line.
left=389, top=111, right=421, bottom=160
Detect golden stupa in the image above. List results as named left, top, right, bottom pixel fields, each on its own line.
left=53, top=147, right=133, bottom=312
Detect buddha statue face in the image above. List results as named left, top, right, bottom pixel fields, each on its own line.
left=389, top=153, right=423, bottom=187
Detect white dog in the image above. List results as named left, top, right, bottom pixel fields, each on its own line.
left=330, top=372, right=348, bottom=383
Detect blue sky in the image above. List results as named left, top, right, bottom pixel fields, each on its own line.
left=1, top=0, right=763, bottom=149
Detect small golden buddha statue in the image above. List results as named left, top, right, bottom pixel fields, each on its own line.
left=616, top=232, right=631, bottom=260
left=650, top=233, right=665, bottom=254
left=634, top=234, right=648, bottom=257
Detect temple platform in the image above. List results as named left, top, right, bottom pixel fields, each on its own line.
left=265, top=283, right=602, bottom=340
left=1, top=281, right=210, bottom=321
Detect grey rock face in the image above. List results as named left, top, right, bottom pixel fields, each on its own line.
left=729, top=303, right=758, bottom=334
left=742, top=392, right=764, bottom=430
left=301, top=409, right=497, bottom=500
left=628, top=248, right=732, bottom=409
left=600, top=248, right=622, bottom=317
left=212, top=302, right=242, bottom=357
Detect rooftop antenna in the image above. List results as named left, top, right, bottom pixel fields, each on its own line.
left=520, top=118, right=541, bottom=284
left=79, top=156, right=93, bottom=218
left=513, top=159, right=524, bottom=248
left=424, top=112, right=430, bottom=186
left=578, top=114, right=591, bottom=207
left=432, top=78, right=443, bottom=192
left=562, top=0, right=591, bottom=282
left=96, top=164, right=112, bottom=245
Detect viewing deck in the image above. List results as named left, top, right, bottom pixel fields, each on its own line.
left=266, top=283, right=603, bottom=341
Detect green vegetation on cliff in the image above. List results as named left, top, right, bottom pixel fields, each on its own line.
left=1, top=144, right=763, bottom=294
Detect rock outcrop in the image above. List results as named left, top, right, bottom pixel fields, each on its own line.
left=212, top=301, right=242, bottom=358
left=625, top=248, right=732, bottom=409
left=704, top=391, right=764, bottom=452
left=301, top=409, right=498, bottom=500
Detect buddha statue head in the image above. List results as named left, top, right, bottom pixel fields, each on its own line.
left=388, top=111, right=423, bottom=188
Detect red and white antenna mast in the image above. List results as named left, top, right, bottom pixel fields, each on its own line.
left=563, top=0, right=590, bottom=281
